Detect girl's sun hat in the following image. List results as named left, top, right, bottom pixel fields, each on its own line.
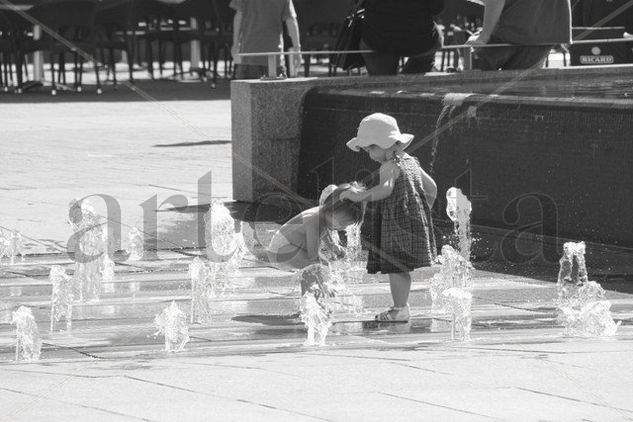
left=346, top=113, right=414, bottom=152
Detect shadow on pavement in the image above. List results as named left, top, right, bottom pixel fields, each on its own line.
left=0, top=79, right=231, bottom=103
left=153, top=140, right=231, bottom=147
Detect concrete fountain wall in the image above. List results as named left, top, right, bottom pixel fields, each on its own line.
left=231, top=65, right=633, bottom=247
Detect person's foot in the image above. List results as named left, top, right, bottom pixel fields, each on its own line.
left=375, top=305, right=410, bottom=323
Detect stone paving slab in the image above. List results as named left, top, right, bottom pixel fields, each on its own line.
left=1, top=328, right=632, bottom=422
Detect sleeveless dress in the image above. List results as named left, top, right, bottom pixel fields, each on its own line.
left=366, top=154, right=437, bottom=274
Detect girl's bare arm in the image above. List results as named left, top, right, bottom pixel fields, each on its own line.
left=304, top=214, right=321, bottom=261
left=420, top=167, right=437, bottom=207
left=341, top=162, right=399, bottom=203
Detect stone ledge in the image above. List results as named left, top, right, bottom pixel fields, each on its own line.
left=231, top=65, right=633, bottom=202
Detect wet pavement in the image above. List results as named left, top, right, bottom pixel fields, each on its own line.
left=1, top=251, right=633, bottom=421
left=1, top=250, right=632, bottom=362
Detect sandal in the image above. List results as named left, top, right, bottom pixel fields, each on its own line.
left=375, top=305, right=410, bottom=323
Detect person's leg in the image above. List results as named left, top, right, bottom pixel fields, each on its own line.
left=267, top=244, right=315, bottom=271
left=360, top=39, right=399, bottom=75
left=388, top=272, right=411, bottom=308
left=472, top=45, right=515, bottom=70
left=375, top=271, right=412, bottom=322
left=234, top=64, right=268, bottom=79
left=402, top=52, right=436, bottom=74
left=504, top=46, right=552, bottom=70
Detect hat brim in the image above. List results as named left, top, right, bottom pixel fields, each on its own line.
left=346, top=133, right=414, bottom=152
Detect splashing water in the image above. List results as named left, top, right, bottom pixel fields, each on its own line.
left=298, top=264, right=363, bottom=346
left=189, top=257, right=219, bottom=323
left=154, top=301, right=190, bottom=352
left=446, top=187, right=472, bottom=262
left=205, top=202, right=241, bottom=260
left=557, top=241, right=589, bottom=303
left=126, top=227, right=144, bottom=261
left=68, top=199, right=113, bottom=302
left=204, top=202, right=245, bottom=283
left=429, top=244, right=473, bottom=341
left=300, top=292, right=332, bottom=346
left=556, top=243, right=619, bottom=337
left=429, top=93, right=473, bottom=174
left=319, top=230, right=343, bottom=262
left=11, top=306, right=41, bottom=361
left=342, top=224, right=366, bottom=284
left=442, top=288, right=472, bottom=341
left=326, top=266, right=364, bottom=316
left=558, top=280, right=620, bottom=337
left=50, top=265, right=74, bottom=332
left=0, top=230, right=25, bottom=265
left=305, top=262, right=364, bottom=316
left=343, top=224, right=363, bottom=265
left=430, top=245, right=473, bottom=313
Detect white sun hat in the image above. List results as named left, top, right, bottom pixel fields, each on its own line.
left=346, top=113, right=414, bottom=152
left=319, top=184, right=338, bottom=205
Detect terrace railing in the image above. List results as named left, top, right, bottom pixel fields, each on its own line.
left=237, top=37, right=633, bottom=79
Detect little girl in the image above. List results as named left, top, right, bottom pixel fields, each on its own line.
left=267, top=183, right=365, bottom=292
left=341, top=113, right=437, bottom=322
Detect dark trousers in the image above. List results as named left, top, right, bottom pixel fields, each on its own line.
left=473, top=36, right=553, bottom=70
left=360, top=39, right=436, bottom=76
left=234, top=64, right=286, bottom=80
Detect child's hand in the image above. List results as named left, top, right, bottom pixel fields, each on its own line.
left=333, top=244, right=346, bottom=259
left=340, top=190, right=362, bottom=202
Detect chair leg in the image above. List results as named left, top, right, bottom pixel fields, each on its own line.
left=1, top=53, right=6, bottom=90
left=109, top=47, right=117, bottom=86
left=61, top=53, right=67, bottom=85
left=146, top=38, right=154, bottom=79
left=94, top=54, right=101, bottom=94
left=158, top=40, right=164, bottom=77
left=124, top=33, right=135, bottom=83
left=78, top=59, right=84, bottom=91
left=56, top=54, right=62, bottom=84
left=15, top=52, right=23, bottom=93
left=50, top=52, right=57, bottom=95
left=211, top=42, right=217, bottom=86
left=199, top=41, right=207, bottom=78
left=98, top=48, right=107, bottom=80
left=174, top=42, right=180, bottom=77
left=73, top=52, right=79, bottom=90
left=177, top=43, right=184, bottom=78
left=22, top=55, right=28, bottom=80
left=224, top=44, right=229, bottom=78
left=126, top=48, right=134, bottom=83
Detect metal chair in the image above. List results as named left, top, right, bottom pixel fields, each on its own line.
left=18, top=0, right=101, bottom=94
left=0, top=11, right=19, bottom=92
left=129, top=0, right=177, bottom=79
left=210, top=0, right=233, bottom=79
left=440, top=27, right=471, bottom=71
left=95, top=0, right=136, bottom=85
left=165, top=0, right=220, bottom=83
left=294, top=0, right=356, bottom=76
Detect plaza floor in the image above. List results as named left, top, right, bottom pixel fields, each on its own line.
left=1, top=73, right=633, bottom=422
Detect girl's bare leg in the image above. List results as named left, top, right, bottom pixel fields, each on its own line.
left=388, top=272, right=412, bottom=308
